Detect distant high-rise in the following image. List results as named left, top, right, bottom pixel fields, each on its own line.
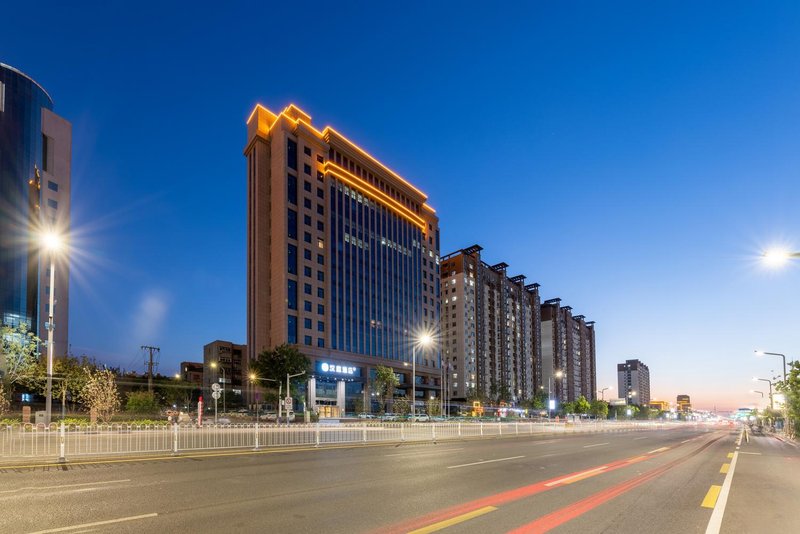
left=0, top=63, right=71, bottom=358
left=245, top=104, right=440, bottom=416
left=541, top=300, right=597, bottom=403
left=677, top=394, right=691, bottom=413
left=617, top=359, right=651, bottom=405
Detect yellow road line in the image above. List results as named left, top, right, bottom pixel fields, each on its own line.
left=409, top=506, right=497, bottom=534
left=626, top=455, right=648, bottom=464
left=702, top=485, right=722, bottom=508
left=727, top=453, right=734, bottom=459
left=720, top=463, right=730, bottom=474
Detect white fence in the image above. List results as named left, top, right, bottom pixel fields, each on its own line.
left=0, top=420, right=672, bottom=462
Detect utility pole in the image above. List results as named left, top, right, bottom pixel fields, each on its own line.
left=141, top=345, right=160, bottom=393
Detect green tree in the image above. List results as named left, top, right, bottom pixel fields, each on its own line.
left=26, top=355, right=96, bottom=411
left=0, top=383, right=10, bottom=416
left=393, top=396, right=411, bottom=416
left=532, top=389, right=548, bottom=410
left=373, top=365, right=399, bottom=413
left=426, top=397, right=441, bottom=416
left=561, top=401, right=576, bottom=415
left=250, top=344, right=310, bottom=396
left=1, top=323, right=41, bottom=386
left=78, top=368, right=121, bottom=423
left=589, top=399, right=609, bottom=419
left=777, top=361, right=800, bottom=439
left=574, top=395, right=591, bottom=415
left=125, top=391, right=160, bottom=414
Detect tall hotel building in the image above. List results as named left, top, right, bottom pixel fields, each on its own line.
left=439, top=246, right=542, bottom=404
left=245, top=104, right=440, bottom=416
left=617, top=359, right=651, bottom=405
left=541, top=298, right=596, bottom=403
left=0, top=64, right=71, bottom=359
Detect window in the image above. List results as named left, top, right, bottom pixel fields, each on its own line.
left=317, top=270, right=324, bottom=282
left=287, top=138, right=298, bottom=171
left=304, top=283, right=312, bottom=295
left=317, top=254, right=324, bottom=265
left=317, top=238, right=324, bottom=249
left=317, top=338, right=325, bottom=348
left=316, top=155, right=324, bottom=163
left=317, top=287, right=324, bottom=298
left=304, top=300, right=312, bottom=312
left=42, top=135, right=51, bottom=172
left=317, top=204, right=324, bottom=215
left=317, top=221, right=324, bottom=232
left=317, top=321, right=325, bottom=332
left=317, top=188, right=324, bottom=199
left=303, top=146, right=311, bottom=156
left=304, top=231, right=312, bottom=243
left=304, top=335, right=312, bottom=346
left=288, top=244, right=298, bottom=274
left=304, top=198, right=311, bottom=209
left=304, top=214, right=311, bottom=226
left=304, top=180, right=311, bottom=192
left=287, top=174, right=297, bottom=205
left=317, top=304, right=324, bottom=315
left=304, top=318, right=312, bottom=329
left=304, top=249, right=311, bottom=260
left=317, top=171, right=324, bottom=181
left=304, top=266, right=312, bottom=277
left=288, top=315, right=297, bottom=344
left=47, top=199, right=58, bottom=209
left=287, top=280, right=297, bottom=310
left=287, top=209, right=297, bottom=239
left=47, top=181, right=59, bottom=192
left=304, top=163, right=312, bottom=175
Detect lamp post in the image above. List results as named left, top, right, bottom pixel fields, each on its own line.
left=548, top=370, right=563, bottom=419
left=210, top=362, right=226, bottom=415
left=598, top=386, right=612, bottom=401
left=755, top=350, right=789, bottom=383
left=41, top=232, right=62, bottom=426
left=249, top=374, right=279, bottom=422
left=404, top=334, right=433, bottom=422
left=753, top=377, right=774, bottom=410
left=286, top=371, right=305, bottom=426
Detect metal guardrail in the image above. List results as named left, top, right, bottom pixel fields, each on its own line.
left=0, top=420, right=673, bottom=462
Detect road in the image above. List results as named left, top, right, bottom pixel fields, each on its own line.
left=0, top=423, right=797, bottom=533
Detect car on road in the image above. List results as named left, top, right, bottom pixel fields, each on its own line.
left=357, top=413, right=376, bottom=419
left=381, top=413, right=398, bottom=421
left=413, top=414, right=430, bottom=422
left=259, top=413, right=278, bottom=421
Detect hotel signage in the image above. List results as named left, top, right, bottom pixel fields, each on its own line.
left=317, top=361, right=361, bottom=377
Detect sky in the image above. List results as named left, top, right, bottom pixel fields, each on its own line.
left=3, top=1, right=800, bottom=411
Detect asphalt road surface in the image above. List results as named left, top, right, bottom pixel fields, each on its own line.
left=0, top=423, right=797, bottom=534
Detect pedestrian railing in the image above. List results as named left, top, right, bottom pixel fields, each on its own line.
left=0, top=420, right=678, bottom=463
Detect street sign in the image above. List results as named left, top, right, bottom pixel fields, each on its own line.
left=211, top=383, right=221, bottom=392
left=285, top=397, right=293, bottom=410
left=211, top=391, right=221, bottom=400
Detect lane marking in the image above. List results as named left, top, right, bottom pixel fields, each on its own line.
left=739, top=451, right=761, bottom=455
left=0, top=479, right=130, bottom=494
left=408, top=506, right=496, bottom=534
left=583, top=443, right=609, bottom=448
left=545, top=466, right=608, bottom=486
left=720, top=463, right=730, bottom=474
left=648, top=447, right=669, bottom=454
left=705, top=431, right=742, bottom=534
left=681, top=439, right=693, bottom=444
left=447, top=456, right=525, bottom=469
left=626, top=455, right=648, bottom=464
left=26, top=513, right=158, bottom=534
left=633, top=437, right=648, bottom=440
left=385, top=447, right=464, bottom=457
left=726, top=453, right=734, bottom=459
left=701, top=485, right=722, bottom=508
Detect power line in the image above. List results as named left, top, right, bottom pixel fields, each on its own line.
left=141, top=345, right=160, bottom=392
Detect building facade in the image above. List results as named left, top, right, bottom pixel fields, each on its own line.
left=245, top=104, right=440, bottom=416
left=0, top=64, right=71, bottom=359
left=203, top=340, right=246, bottom=407
left=179, top=361, right=204, bottom=386
left=617, top=359, right=651, bottom=405
left=677, top=394, right=691, bottom=413
left=541, top=300, right=596, bottom=403
left=439, top=245, right=541, bottom=405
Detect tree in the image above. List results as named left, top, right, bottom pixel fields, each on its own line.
left=532, top=390, right=548, bottom=410
left=393, top=396, right=411, bottom=416
left=0, top=383, right=10, bottom=416
left=777, top=361, right=800, bottom=439
left=589, top=399, right=609, bottom=419
left=26, top=355, right=96, bottom=411
left=78, top=368, right=120, bottom=423
left=1, top=323, right=41, bottom=386
left=426, top=397, right=441, bottom=416
left=373, top=365, right=399, bottom=413
left=354, top=397, right=365, bottom=415
left=574, top=395, right=591, bottom=415
left=250, top=344, right=310, bottom=395
left=125, top=391, right=160, bottom=413
left=561, top=401, right=576, bottom=415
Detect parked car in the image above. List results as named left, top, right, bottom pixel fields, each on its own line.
left=413, top=414, right=430, bottom=422
left=259, top=413, right=278, bottom=421
left=357, top=413, right=376, bottom=419
left=381, top=413, right=398, bottom=422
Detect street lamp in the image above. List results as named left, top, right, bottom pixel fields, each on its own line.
left=548, top=370, right=563, bottom=419
left=598, top=386, right=612, bottom=401
left=41, top=231, right=63, bottom=426
left=404, top=333, right=433, bottom=422
left=753, top=377, right=774, bottom=410
left=249, top=374, right=280, bottom=422
left=755, top=350, right=789, bottom=382
left=285, top=371, right=305, bottom=425
left=210, top=361, right=226, bottom=414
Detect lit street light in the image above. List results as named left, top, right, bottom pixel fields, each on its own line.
left=404, top=333, right=433, bottom=422
left=41, top=231, right=63, bottom=426
left=249, top=374, right=280, bottom=422
left=755, top=350, right=790, bottom=382
left=548, top=370, right=564, bottom=419
left=210, top=361, right=226, bottom=415
left=285, top=371, right=305, bottom=426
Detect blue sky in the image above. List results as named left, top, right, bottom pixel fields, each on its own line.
left=3, top=1, right=800, bottom=410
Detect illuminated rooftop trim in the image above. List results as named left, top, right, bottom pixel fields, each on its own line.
left=246, top=102, right=429, bottom=201
left=325, top=162, right=426, bottom=230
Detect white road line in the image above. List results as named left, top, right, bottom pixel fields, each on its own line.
left=681, top=439, right=693, bottom=443
left=447, top=456, right=525, bottom=469
left=26, top=513, right=158, bottom=534
left=633, top=437, right=648, bottom=440
left=545, top=466, right=608, bottom=486
left=385, top=447, right=464, bottom=457
left=739, top=451, right=761, bottom=455
left=0, top=480, right=131, bottom=494
left=583, top=442, right=609, bottom=448
left=648, top=447, right=669, bottom=454
left=705, top=430, right=742, bottom=534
